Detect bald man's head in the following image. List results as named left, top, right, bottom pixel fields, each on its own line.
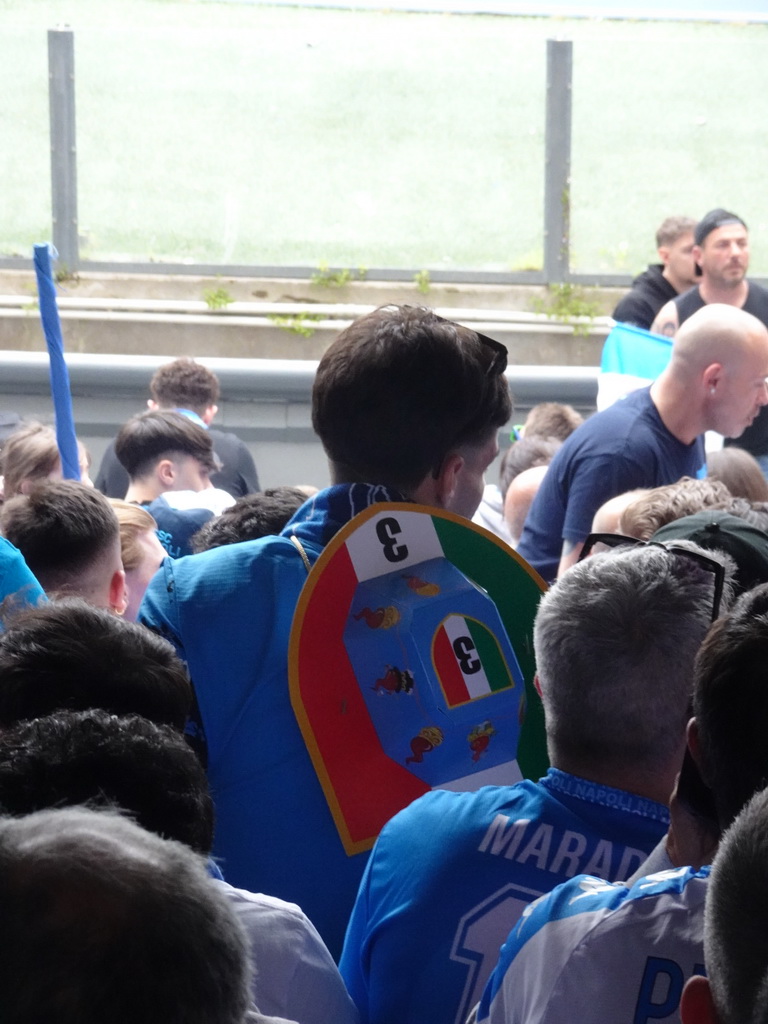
left=672, top=304, right=768, bottom=373
left=668, top=304, right=768, bottom=439
left=505, top=464, right=549, bottom=544
left=591, top=488, right=650, bottom=536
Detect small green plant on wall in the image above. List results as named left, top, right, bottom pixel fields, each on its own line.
left=268, top=312, right=323, bottom=338
left=203, top=286, right=234, bottom=310
left=531, top=283, right=601, bottom=338
left=414, top=269, right=431, bottom=295
left=54, top=264, right=79, bottom=285
left=310, top=264, right=367, bottom=288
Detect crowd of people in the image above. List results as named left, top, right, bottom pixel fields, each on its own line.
left=0, top=208, right=768, bottom=1023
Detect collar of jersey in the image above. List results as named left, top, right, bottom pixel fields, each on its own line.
left=542, top=767, right=671, bottom=825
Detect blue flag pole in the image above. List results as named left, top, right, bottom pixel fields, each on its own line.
left=32, top=243, right=81, bottom=481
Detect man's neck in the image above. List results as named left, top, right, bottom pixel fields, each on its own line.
left=124, top=480, right=162, bottom=504
left=650, top=374, right=703, bottom=445
left=699, top=277, right=749, bottom=308
left=662, top=266, right=694, bottom=296
left=552, top=756, right=675, bottom=808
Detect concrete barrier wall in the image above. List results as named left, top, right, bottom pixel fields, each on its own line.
left=0, top=352, right=598, bottom=491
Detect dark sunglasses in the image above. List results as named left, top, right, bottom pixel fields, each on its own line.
left=433, top=314, right=508, bottom=377
left=428, top=316, right=508, bottom=478
left=579, top=532, right=725, bottom=622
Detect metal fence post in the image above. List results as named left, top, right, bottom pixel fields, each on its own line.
left=543, top=39, right=572, bottom=285
left=48, top=26, right=79, bottom=270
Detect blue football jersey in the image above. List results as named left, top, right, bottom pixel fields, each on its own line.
left=340, top=769, right=669, bottom=1024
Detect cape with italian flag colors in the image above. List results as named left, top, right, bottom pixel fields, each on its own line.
left=289, top=503, right=547, bottom=855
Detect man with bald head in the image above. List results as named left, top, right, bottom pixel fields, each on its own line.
left=651, top=209, right=768, bottom=470
left=518, top=304, right=768, bottom=582
left=504, top=465, right=549, bottom=546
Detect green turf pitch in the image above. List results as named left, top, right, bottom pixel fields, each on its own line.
left=3, top=1, right=768, bottom=275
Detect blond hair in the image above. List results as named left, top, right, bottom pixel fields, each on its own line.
left=619, top=476, right=732, bottom=541
left=108, top=500, right=158, bottom=572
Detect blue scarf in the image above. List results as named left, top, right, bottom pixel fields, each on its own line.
left=281, top=483, right=409, bottom=553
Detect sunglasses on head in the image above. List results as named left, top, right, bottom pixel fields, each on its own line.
left=432, top=314, right=507, bottom=377
left=579, top=532, right=725, bottom=622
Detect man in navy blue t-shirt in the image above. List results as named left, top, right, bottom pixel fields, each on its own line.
left=518, top=304, right=768, bottom=582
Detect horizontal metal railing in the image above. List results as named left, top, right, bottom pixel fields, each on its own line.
left=0, top=352, right=598, bottom=489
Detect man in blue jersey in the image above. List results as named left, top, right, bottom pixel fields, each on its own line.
left=139, top=305, right=512, bottom=959
left=477, top=581, right=768, bottom=1024
left=518, top=303, right=768, bottom=582
left=339, top=543, right=718, bottom=1024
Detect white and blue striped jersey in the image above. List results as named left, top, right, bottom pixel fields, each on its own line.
left=477, top=865, right=709, bottom=1024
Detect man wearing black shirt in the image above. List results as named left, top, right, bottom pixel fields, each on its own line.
left=613, top=216, right=697, bottom=330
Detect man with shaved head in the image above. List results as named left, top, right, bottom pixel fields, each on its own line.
left=518, top=304, right=768, bottom=581
left=504, top=465, right=549, bottom=546
left=651, top=208, right=768, bottom=469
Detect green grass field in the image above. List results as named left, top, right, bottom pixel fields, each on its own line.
left=3, top=0, right=768, bottom=275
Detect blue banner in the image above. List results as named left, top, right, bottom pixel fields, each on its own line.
left=33, top=244, right=80, bottom=481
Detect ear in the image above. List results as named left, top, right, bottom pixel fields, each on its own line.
left=147, top=399, right=158, bottom=411
left=702, top=363, right=724, bottom=394
left=658, top=244, right=670, bottom=267
left=680, top=976, right=719, bottom=1024
left=687, top=717, right=707, bottom=779
left=433, top=451, right=464, bottom=509
left=157, top=459, right=176, bottom=488
left=202, top=404, right=218, bottom=426
left=693, top=244, right=704, bottom=270
left=410, top=452, right=465, bottom=509
left=533, top=673, right=543, bottom=698
left=109, top=568, right=128, bottom=617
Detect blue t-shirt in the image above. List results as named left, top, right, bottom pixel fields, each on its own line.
left=517, top=387, right=706, bottom=583
left=0, top=536, right=45, bottom=619
left=339, top=768, right=669, bottom=1024
left=477, top=865, right=709, bottom=1024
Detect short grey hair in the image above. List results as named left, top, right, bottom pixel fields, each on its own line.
left=705, top=786, right=768, bottom=1024
left=534, top=544, right=721, bottom=774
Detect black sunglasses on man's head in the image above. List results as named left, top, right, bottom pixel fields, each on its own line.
left=433, top=314, right=507, bottom=377
left=578, top=532, right=725, bottom=622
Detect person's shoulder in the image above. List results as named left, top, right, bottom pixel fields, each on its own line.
left=498, top=865, right=709, bottom=975
left=747, top=280, right=768, bottom=306
left=165, top=532, right=300, bottom=588
left=215, top=880, right=306, bottom=921
left=208, top=426, right=249, bottom=452
left=674, top=283, right=701, bottom=303
left=188, top=531, right=295, bottom=565
left=636, top=264, right=665, bottom=283
left=562, top=387, right=651, bottom=447
left=515, top=866, right=710, bottom=966
left=0, top=535, right=25, bottom=564
left=545, top=866, right=708, bottom=936
left=382, top=782, right=537, bottom=838
left=148, top=497, right=214, bottom=527
left=670, top=284, right=703, bottom=320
